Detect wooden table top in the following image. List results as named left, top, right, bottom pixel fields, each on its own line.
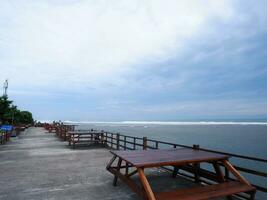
left=111, top=148, right=229, bottom=168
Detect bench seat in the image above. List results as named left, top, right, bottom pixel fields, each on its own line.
left=155, top=181, right=255, bottom=200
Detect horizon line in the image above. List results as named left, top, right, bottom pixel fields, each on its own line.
left=38, top=120, right=267, bottom=125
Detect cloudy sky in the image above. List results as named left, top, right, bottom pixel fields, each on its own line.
left=1, top=0, right=267, bottom=121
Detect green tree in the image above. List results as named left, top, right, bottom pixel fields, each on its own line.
left=19, top=111, right=34, bottom=124
left=3, top=105, right=18, bottom=124
left=0, top=96, right=13, bottom=124
left=0, top=96, right=34, bottom=125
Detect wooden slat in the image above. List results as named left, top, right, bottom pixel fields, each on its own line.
left=107, top=167, right=146, bottom=198
left=113, top=158, right=122, bottom=186
left=155, top=182, right=255, bottom=200
left=106, top=155, right=117, bottom=169
left=138, top=168, right=156, bottom=200
left=223, top=160, right=251, bottom=186
left=212, top=162, right=225, bottom=182
left=127, top=169, right=138, bottom=177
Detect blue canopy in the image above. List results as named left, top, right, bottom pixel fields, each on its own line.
left=0, top=125, right=13, bottom=131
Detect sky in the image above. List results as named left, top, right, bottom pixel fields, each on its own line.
left=0, top=0, right=267, bottom=121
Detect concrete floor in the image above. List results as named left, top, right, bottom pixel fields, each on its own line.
left=0, top=128, right=216, bottom=200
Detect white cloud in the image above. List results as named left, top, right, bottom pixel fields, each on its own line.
left=0, top=0, right=234, bottom=90
left=130, top=99, right=267, bottom=117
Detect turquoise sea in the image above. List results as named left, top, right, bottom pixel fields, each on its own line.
left=74, top=122, right=267, bottom=199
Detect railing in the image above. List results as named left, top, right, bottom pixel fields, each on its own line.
left=102, top=131, right=267, bottom=200
left=0, top=131, right=11, bottom=145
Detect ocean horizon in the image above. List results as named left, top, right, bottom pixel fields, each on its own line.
left=39, top=120, right=267, bottom=125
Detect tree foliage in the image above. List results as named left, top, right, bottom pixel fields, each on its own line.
left=0, top=96, right=34, bottom=125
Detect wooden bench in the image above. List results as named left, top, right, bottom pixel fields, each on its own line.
left=56, top=128, right=68, bottom=141
left=68, top=132, right=106, bottom=148
left=155, top=181, right=256, bottom=200
left=107, top=149, right=257, bottom=200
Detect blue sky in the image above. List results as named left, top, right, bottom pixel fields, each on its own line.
left=0, top=0, right=267, bottom=121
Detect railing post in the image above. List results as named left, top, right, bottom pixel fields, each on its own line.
left=104, top=132, right=107, bottom=146
left=124, top=136, right=126, bottom=150
left=143, top=137, right=147, bottom=150
left=100, top=132, right=104, bottom=145
left=193, top=144, right=200, bottom=150
left=133, top=138, right=136, bottom=150
left=116, top=133, right=120, bottom=150
left=111, top=133, right=113, bottom=149
left=193, top=144, right=201, bottom=183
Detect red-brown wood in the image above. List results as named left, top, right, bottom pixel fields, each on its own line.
left=68, top=132, right=105, bottom=148
left=111, top=148, right=229, bottom=168
left=138, top=168, right=156, bottom=200
left=223, top=160, right=252, bottom=186
left=155, top=181, right=255, bottom=200
left=107, top=148, right=256, bottom=200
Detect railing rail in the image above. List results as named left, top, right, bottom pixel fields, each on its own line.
left=102, top=131, right=267, bottom=197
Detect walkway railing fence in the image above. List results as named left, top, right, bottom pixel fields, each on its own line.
left=102, top=131, right=267, bottom=200
left=45, top=123, right=267, bottom=200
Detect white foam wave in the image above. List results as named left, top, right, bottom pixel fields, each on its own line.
left=62, top=120, right=267, bottom=125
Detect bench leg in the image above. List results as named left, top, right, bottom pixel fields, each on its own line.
left=222, top=160, right=251, bottom=186
left=172, top=166, right=179, bottom=178
left=213, top=162, right=233, bottom=200
left=113, top=158, right=122, bottom=186
left=194, top=163, right=201, bottom=183
left=138, top=168, right=156, bottom=200
left=250, top=191, right=256, bottom=200
left=126, top=162, right=129, bottom=175
left=106, top=155, right=117, bottom=170
left=212, top=162, right=225, bottom=182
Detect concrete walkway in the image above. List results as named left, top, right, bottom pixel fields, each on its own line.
left=0, top=128, right=196, bottom=200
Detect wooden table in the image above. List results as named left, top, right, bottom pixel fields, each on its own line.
left=68, top=131, right=105, bottom=148
left=106, top=148, right=256, bottom=200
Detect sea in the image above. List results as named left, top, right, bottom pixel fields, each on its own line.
left=70, top=121, right=267, bottom=199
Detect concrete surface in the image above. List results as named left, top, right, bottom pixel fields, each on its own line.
left=0, top=127, right=209, bottom=200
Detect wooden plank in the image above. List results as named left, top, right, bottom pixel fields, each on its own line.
left=155, top=181, right=255, bottom=200
left=194, top=163, right=201, bottom=183
left=223, top=160, right=251, bottom=186
left=126, top=162, right=129, bottom=175
left=172, top=166, right=179, bottom=178
left=113, top=158, right=122, bottom=186
left=143, top=137, right=147, bottom=150
left=127, top=169, right=138, bottom=178
left=107, top=167, right=146, bottom=198
left=212, top=162, right=225, bottom=182
left=106, top=155, right=117, bottom=169
left=67, top=132, right=105, bottom=148
left=138, top=168, right=156, bottom=200
left=111, top=148, right=229, bottom=168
